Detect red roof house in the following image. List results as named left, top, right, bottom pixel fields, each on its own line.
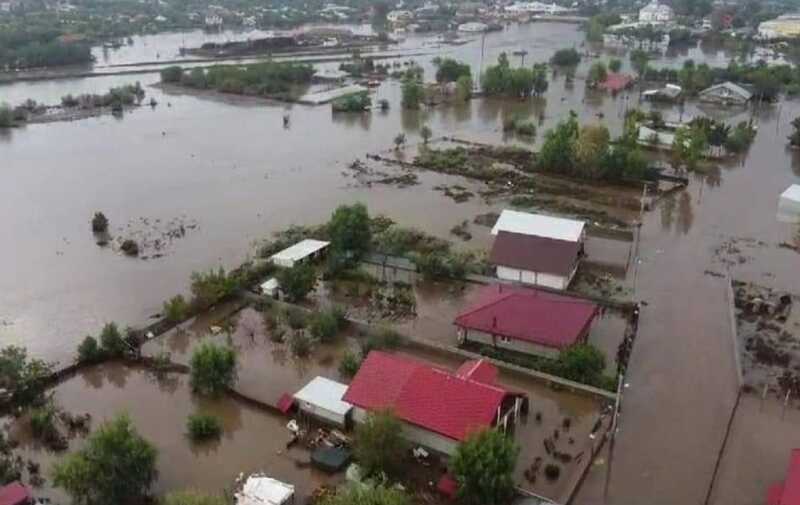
left=0, top=482, right=31, bottom=505
left=599, top=72, right=633, bottom=93
left=768, top=449, right=800, bottom=505
left=343, top=351, right=523, bottom=455
left=454, top=284, right=598, bottom=357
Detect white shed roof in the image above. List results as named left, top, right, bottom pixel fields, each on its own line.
left=293, top=376, right=352, bottom=416
left=260, top=278, right=280, bottom=292
left=781, top=184, right=800, bottom=203
left=778, top=184, right=800, bottom=223
left=269, top=239, right=330, bottom=265
left=491, top=210, right=585, bottom=242
left=236, top=476, right=294, bottom=505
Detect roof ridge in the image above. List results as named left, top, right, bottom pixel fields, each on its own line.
left=454, top=289, right=516, bottom=321
left=427, top=367, right=508, bottom=395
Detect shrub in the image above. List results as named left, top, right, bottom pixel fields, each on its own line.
left=310, top=310, right=339, bottom=342
left=76, top=336, right=103, bottom=364
left=275, top=264, right=316, bottom=302
left=289, top=332, right=312, bottom=357
left=555, top=344, right=606, bottom=385
left=91, top=212, right=108, bottom=233
left=354, top=410, right=407, bottom=477
left=160, top=65, right=183, bottom=83
left=99, top=323, right=127, bottom=358
left=0, top=104, right=14, bottom=128
left=550, top=48, right=581, bottom=66
left=452, top=429, right=518, bottom=505
left=190, top=267, right=238, bottom=310
left=189, top=342, right=237, bottom=396
left=186, top=414, right=222, bottom=441
left=360, top=327, right=403, bottom=355
left=544, top=463, right=561, bottom=481
left=29, top=403, right=57, bottom=439
left=163, top=295, right=190, bottom=323
left=121, top=239, right=139, bottom=256
left=338, top=350, right=362, bottom=377
left=286, top=307, right=308, bottom=330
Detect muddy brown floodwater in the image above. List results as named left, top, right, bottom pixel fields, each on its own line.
left=3, top=18, right=800, bottom=505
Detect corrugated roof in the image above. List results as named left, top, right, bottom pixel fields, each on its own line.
left=293, top=376, right=352, bottom=416
left=771, top=449, right=800, bottom=505
left=491, top=210, right=585, bottom=242
left=489, top=231, right=581, bottom=276
left=343, top=351, right=510, bottom=441
left=454, top=284, right=598, bottom=349
left=699, top=81, right=753, bottom=100
left=269, top=239, right=330, bottom=265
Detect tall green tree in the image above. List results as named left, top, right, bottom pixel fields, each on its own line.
left=532, top=63, right=549, bottom=96
left=588, top=61, right=608, bottom=85
left=275, top=264, right=316, bottom=302
left=537, top=111, right=579, bottom=174
left=353, top=410, right=408, bottom=477
left=52, top=414, right=158, bottom=505
left=328, top=203, right=371, bottom=258
left=630, top=49, right=650, bottom=78
left=434, top=58, right=471, bottom=83
left=672, top=125, right=709, bottom=170
left=189, top=342, right=237, bottom=396
left=452, top=429, right=519, bottom=505
left=401, top=74, right=424, bottom=109
left=0, top=346, right=53, bottom=408
left=575, top=124, right=611, bottom=178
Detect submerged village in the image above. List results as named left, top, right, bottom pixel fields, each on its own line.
left=3, top=0, right=800, bottom=504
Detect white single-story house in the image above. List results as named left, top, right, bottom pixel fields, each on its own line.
left=778, top=184, right=800, bottom=223
left=698, top=82, right=752, bottom=105
left=489, top=210, right=585, bottom=290
left=343, top=351, right=525, bottom=456
left=269, top=239, right=330, bottom=268
left=293, top=376, right=352, bottom=428
left=236, top=475, right=294, bottom=505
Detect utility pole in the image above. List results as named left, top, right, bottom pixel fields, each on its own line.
left=477, top=31, right=486, bottom=91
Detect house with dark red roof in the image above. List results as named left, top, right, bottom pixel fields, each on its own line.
left=490, top=210, right=585, bottom=290
left=768, top=449, right=800, bottom=505
left=342, top=351, right=525, bottom=455
left=454, top=284, right=599, bottom=358
left=599, top=73, right=634, bottom=93
left=0, top=482, right=31, bottom=505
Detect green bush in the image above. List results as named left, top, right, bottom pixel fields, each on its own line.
left=160, top=66, right=183, bottom=83
left=275, top=264, right=316, bottom=303
left=361, top=327, right=403, bottom=355
left=550, top=48, right=581, bottom=66
left=99, top=322, right=127, bottom=358
left=0, top=104, right=15, bottom=128
left=91, top=212, right=109, bottom=233
left=30, top=403, right=57, bottom=439
left=76, top=336, right=103, bottom=364
left=190, top=267, right=238, bottom=310
left=289, top=332, right=312, bottom=357
left=310, top=310, right=339, bottom=342
left=186, top=414, right=222, bottom=441
left=189, top=342, right=237, bottom=396
left=286, top=307, right=308, bottom=330
left=338, top=350, right=363, bottom=377
left=163, top=295, right=190, bottom=323
left=332, top=91, right=371, bottom=112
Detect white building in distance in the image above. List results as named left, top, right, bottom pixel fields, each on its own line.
left=638, top=0, right=674, bottom=24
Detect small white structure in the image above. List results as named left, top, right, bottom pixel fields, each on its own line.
left=491, top=209, right=585, bottom=242
left=236, top=475, right=294, bottom=505
left=293, top=376, right=352, bottom=427
left=638, top=0, right=674, bottom=24
left=698, top=82, right=752, bottom=105
left=269, top=239, right=330, bottom=268
left=457, top=22, right=489, bottom=32
left=778, top=184, right=800, bottom=223
left=260, top=278, right=280, bottom=297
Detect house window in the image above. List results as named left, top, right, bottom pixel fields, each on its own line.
left=499, top=336, right=511, bottom=344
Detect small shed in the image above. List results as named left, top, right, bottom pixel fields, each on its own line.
left=698, top=82, right=752, bottom=105
left=236, top=475, right=294, bottom=505
left=293, top=376, right=352, bottom=427
left=0, top=482, right=31, bottom=505
left=269, top=239, right=330, bottom=268
left=778, top=184, right=800, bottom=223
left=260, top=278, right=280, bottom=297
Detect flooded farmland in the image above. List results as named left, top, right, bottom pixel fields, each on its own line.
left=2, top=16, right=800, bottom=505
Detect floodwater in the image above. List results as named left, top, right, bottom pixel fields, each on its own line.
left=2, top=18, right=800, bottom=505
left=9, top=364, right=341, bottom=504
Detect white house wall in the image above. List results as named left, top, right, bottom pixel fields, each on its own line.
left=496, top=265, right=569, bottom=290
left=351, top=407, right=459, bottom=455
left=298, top=401, right=347, bottom=427
left=463, top=329, right=561, bottom=358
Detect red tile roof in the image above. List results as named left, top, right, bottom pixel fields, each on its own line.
left=768, top=449, right=800, bottom=505
left=489, top=231, right=581, bottom=277
left=454, top=284, right=598, bottom=349
left=600, top=72, right=633, bottom=92
left=343, top=351, right=510, bottom=441
left=0, top=482, right=30, bottom=505
left=455, top=359, right=498, bottom=384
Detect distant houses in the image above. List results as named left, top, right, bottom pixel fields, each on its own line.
left=642, top=83, right=682, bottom=102
left=698, top=82, right=752, bottom=106
left=343, top=351, right=525, bottom=455
left=638, top=0, right=675, bottom=24
left=489, top=210, right=585, bottom=290
left=454, top=284, right=599, bottom=358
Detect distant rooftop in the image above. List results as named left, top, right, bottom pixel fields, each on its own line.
left=269, top=239, right=329, bottom=266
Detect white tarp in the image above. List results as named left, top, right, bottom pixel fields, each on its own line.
left=778, top=184, right=800, bottom=223
left=236, top=475, right=294, bottom=505
left=269, top=239, right=330, bottom=268
left=260, top=278, right=279, bottom=295
left=491, top=209, right=584, bottom=242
